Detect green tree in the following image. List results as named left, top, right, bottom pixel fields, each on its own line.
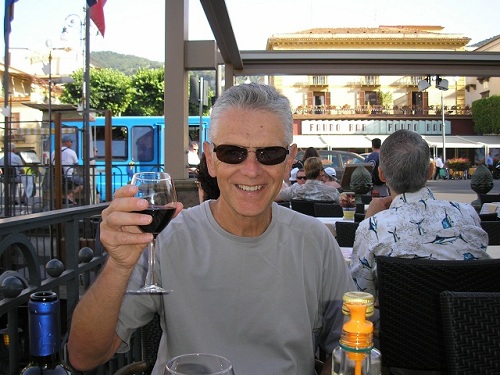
left=125, top=68, right=165, bottom=116
left=379, top=91, right=393, bottom=109
left=60, top=68, right=133, bottom=115
left=188, top=71, right=215, bottom=116
left=472, top=95, right=500, bottom=135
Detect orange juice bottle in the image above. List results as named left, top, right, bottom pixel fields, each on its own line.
left=332, top=292, right=381, bottom=375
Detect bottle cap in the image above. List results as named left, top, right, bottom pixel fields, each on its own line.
left=342, top=291, right=374, bottom=317
left=340, top=303, right=374, bottom=352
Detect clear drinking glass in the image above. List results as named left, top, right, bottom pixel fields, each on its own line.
left=127, top=171, right=177, bottom=295
left=165, top=353, right=235, bottom=375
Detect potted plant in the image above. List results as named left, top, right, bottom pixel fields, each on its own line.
left=340, top=192, right=356, bottom=220
left=447, top=158, right=471, bottom=171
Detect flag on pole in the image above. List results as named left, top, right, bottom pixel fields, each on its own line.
left=4, top=0, right=19, bottom=43
left=87, top=0, right=106, bottom=36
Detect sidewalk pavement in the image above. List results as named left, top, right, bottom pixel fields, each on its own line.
left=427, top=179, right=500, bottom=205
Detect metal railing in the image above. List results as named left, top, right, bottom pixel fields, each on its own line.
left=1, top=162, right=168, bottom=218
left=0, top=203, right=144, bottom=375
left=292, top=104, right=472, bottom=116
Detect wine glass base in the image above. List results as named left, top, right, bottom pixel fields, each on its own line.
left=126, top=285, right=173, bottom=295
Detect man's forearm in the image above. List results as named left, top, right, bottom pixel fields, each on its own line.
left=67, top=258, right=133, bottom=370
left=320, top=355, right=332, bottom=375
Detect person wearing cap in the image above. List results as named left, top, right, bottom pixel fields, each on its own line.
left=288, top=167, right=299, bottom=185
left=0, top=142, right=24, bottom=204
left=51, top=135, right=84, bottom=204
left=295, top=168, right=307, bottom=185
left=276, top=157, right=340, bottom=203
left=322, top=167, right=342, bottom=191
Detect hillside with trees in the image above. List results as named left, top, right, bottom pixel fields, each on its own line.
left=90, top=51, right=163, bottom=75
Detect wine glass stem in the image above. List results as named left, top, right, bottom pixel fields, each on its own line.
left=145, top=237, right=158, bottom=287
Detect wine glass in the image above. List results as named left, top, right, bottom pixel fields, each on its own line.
left=165, top=353, right=235, bottom=375
left=127, top=171, right=177, bottom=295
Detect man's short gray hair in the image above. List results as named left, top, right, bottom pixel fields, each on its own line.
left=379, top=130, right=430, bottom=194
left=208, top=83, right=293, bottom=145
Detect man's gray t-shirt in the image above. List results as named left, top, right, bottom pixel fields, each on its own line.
left=116, top=201, right=354, bottom=375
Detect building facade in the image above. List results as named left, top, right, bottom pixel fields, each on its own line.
left=1, top=48, right=79, bottom=156
left=266, top=25, right=500, bottom=163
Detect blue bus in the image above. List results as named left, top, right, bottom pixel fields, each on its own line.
left=56, top=115, right=210, bottom=201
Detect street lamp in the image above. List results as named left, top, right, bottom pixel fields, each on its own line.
left=60, top=13, right=84, bottom=105
left=43, top=41, right=75, bottom=210
left=418, top=75, right=449, bottom=162
left=436, top=76, right=449, bottom=163
left=60, top=11, right=93, bottom=206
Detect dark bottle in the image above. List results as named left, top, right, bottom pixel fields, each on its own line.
left=20, top=291, right=73, bottom=375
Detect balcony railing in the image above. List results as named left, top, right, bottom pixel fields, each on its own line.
left=346, top=76, right=380, bottom=86
left=308, top=75, right=328, bottom=86
left=390, top=76, right=422, bottom=86
left=293, top=104, right=472, bottom=116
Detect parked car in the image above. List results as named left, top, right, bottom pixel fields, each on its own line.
left=295, top=150, right=365, bottom=181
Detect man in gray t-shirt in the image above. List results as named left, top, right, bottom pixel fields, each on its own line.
left=68, top=83, right=354, bottom=375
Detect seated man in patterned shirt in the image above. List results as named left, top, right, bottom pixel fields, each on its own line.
left=276, top=156, right=340, bottom=203
left=350, top=129, right=490, bottom=301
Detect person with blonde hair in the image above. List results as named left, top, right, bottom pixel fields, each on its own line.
left=276, top=156, right=340, bottom=203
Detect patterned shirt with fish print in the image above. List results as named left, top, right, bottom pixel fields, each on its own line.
left=350, top=187, right=490, bottom=300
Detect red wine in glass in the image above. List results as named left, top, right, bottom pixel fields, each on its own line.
left=128, top=172, right=177, bottom=295
left=138, top=206, right=176, bottom=237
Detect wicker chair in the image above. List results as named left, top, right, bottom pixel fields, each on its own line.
left=334, top=221, right=359, bottom=247
left=114, top=314, right=162, bottom=375
left=291, top=199, right=337, bottom=216
left=479, top=194, right=500, bottom=206
left=314, top=202, right=343, bottom=217
left=290, top=199, right=316, bottom=216
left=480, top=220, right=500, bottom=246
left=440, top=291, right=500, bottom=375
left=376, top=256, right=500, bottom=373
left=354, top=213, right=365, bottom=223
left=276, top=201, right=291, bottom=208
left=478, top=212, right=498, bottom=221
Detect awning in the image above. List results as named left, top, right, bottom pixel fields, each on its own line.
left=292, top=135, right=327, bottom=148
left=463, top=136, right=500, bottom=149
left=423, top=136, right=484, bottom=149
left=320, top=135, right=373, bottom=149
left=14, top=128, right=76, bottom=135
left=293, top=134, right=500, bottom=150
left=293, top=135, right=376, bottom=149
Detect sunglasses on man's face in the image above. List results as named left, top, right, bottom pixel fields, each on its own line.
left=212, top=144, right=289, bottom=166
left=296, top=176, right=307, bottom=180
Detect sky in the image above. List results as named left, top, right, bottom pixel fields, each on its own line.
left=2, top=0, right=500, bottom=63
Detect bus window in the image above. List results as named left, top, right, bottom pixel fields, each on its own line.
left=94, top=126, right=128, bottom=160
left=132, top=126, right=154, bottom=162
